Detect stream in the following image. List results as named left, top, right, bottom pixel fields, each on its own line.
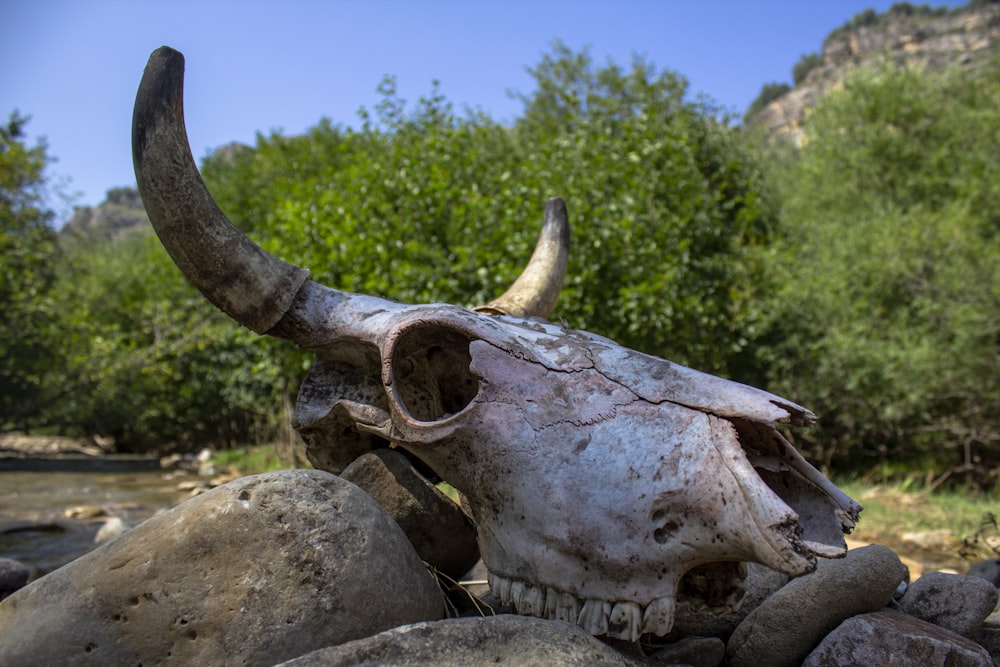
left=1, top=469, right=188, bottom=575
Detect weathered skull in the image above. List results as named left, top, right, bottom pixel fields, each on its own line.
left=133, top=47, right=860, bottom=642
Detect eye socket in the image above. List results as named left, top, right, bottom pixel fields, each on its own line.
left=392, top=325, right=480, bottom=422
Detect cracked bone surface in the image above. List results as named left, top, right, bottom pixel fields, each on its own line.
left=133, top=46, right=861, bottom=641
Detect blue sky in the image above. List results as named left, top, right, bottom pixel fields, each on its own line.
left=3, top=0, right=968, bottom=216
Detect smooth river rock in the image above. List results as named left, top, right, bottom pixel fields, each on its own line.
left=0, top=469, right=445, bottom=667
left=899, top=571, right=998, bottom=638
left=726, top=544, right=908, bottom=667
left=277, top=614, right=645, bottom=666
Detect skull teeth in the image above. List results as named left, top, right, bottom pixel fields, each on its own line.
left=578, top=598, right=611, bottom=636
left=608, top=601, right=643, bottom=642
left=486, top=573, right=678, bottom=640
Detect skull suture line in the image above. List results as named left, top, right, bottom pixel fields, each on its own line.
left=133, top=47, right=860, bottom=642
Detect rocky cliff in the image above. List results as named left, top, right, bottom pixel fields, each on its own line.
left=750, top=2, right=1000, bottom=143
left=61, top=186, right=149, bottom=240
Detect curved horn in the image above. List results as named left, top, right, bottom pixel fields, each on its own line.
left=132, top=46, right=309, bottom=335
left=475, top=197, right=570, bottom=319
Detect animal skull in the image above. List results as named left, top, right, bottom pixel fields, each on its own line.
left=133, top=47, right=860, bottom=642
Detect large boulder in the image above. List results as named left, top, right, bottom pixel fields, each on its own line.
left=0, top=470, right=444, bottom=666
left=277, top=615, right=644, bottom=666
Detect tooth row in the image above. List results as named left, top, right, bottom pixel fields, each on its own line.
left=486, top=573, right=677, bottom=641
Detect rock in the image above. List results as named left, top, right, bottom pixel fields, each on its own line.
left=973, top=627, right=1000, bottom=664
left=93, top=517, right=125, bottom=544
left=726, top=544, right=908, bottom=667
left=0, top=470, right=444, bottom=667
left=0, top=558, right=31, bottom=600
left=749, top=4, right=1000, bottom=142
left=983, top=595, right=1000, bottom=629
left=802, top=609, right=992, bottom=666
left=899, top=571, right=998, bottom=638
left=646, top=635, right=725, bottom=667
left=848, top=536, right=923, bottom=579
left=341, top=449, right=479, bottom=580
left=276, top=615, right=644, bottom=666
left=966, top=558, right=1000, bottom=587
left=62, top=505, right=106, bottom=519
left=671, top=562, right=789, bottom=640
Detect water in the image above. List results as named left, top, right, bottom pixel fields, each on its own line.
left=1, top=469, right=187, bottom=574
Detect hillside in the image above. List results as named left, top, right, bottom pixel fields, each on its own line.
left=61, top=186, right=149, bottom=241
left=748, top=1, right=1000, bottom=142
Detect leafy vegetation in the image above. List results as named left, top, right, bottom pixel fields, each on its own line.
left=0, top=112, right=61, bottom=430
left=757, top=56, right=1000, bottom=478
left=5, top=41, right=1000, bottom=492
left=203, top=42, right=775, bottom=374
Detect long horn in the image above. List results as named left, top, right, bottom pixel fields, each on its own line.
left=475, top=197, right=570, bottom=319
left=132, top=46, right=309, bottom=335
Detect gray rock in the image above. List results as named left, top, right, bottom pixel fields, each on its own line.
left=276, top=615, right=645, bottom=666
left=0, top=470, right=444, bottom=667
left=983, top=597, right=1000, bottom=629
left=966, top=559, right=1000, bottom=587
left=973, top=627, right=1000, bottom=664
left=900, top=571, right=998, bottom=637
left=341, top=449, right=479, bottom=580
left=726, top=544, right=908, bottom=667
left=646, top=635, right=725, bottom=666
left=0, top=557, right=31, bottom=599
left=802, top=609, right=992, bottom=666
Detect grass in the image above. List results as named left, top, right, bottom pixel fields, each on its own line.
left=211, top=444, right=298, bottom=475
left=839, top=479, right=997, bottom=538
left=835, top=477, right=1000, bottom=573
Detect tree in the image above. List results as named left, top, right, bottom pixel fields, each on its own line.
left=203, top=43, right=778, bottom=377
left=511, top=43, right=778, bottom=372
left=43, top=228, right=295, bottom=451
left=758, top=57, right=1000, bottom=477
left=0, top=111, right=61, bottom=430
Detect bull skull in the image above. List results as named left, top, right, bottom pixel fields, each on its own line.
left=133, top=47, right=860, bottom=641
